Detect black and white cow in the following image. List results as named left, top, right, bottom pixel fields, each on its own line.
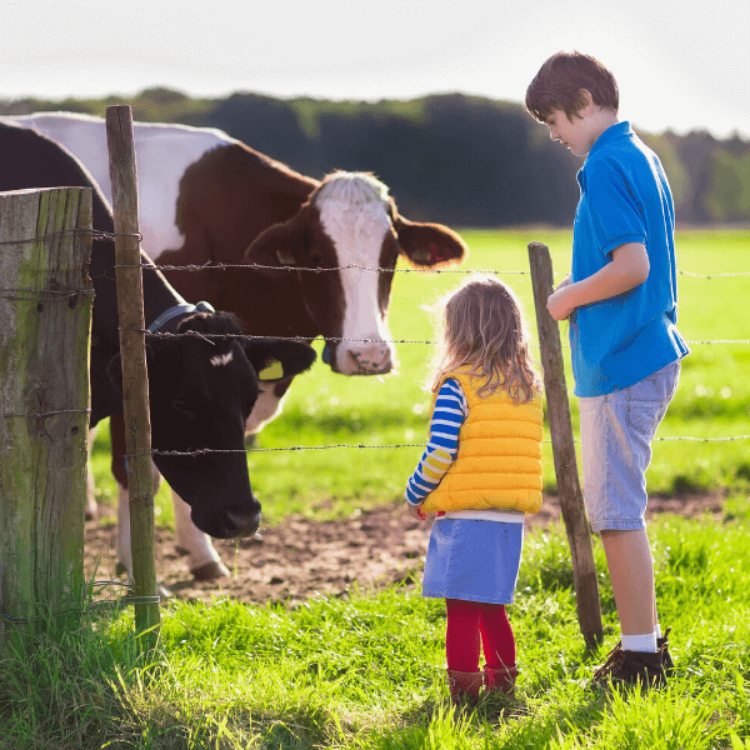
left=3, top=111, right=468, bottom=579
left=0, top=121, right=317, bottom=580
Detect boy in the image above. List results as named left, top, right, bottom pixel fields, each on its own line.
left=525, top=52, right=690, bottom=688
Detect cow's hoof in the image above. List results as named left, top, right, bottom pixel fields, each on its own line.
left=191, top=561, right=230, bottom=581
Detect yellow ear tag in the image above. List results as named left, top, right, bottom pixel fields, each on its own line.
left=259, top=359, right=284, bottom=381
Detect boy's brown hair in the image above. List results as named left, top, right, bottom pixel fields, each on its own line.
left=525, top=51, right=619, bottom=123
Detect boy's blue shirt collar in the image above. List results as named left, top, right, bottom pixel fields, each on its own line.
left=577, top=121, right=633, bottom=189
left=587, top=120, right=633, bottom=159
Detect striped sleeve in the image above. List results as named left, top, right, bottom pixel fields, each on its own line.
left=405, top=379, right=467, bottom=506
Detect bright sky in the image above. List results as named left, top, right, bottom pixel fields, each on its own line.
left=2, top=0, right=748, bottom=139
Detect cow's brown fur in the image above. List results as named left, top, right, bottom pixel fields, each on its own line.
left=158, top=146, right=467, bottom=374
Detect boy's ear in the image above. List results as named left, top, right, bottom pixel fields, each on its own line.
left=576, top=88, right=594, bottom=116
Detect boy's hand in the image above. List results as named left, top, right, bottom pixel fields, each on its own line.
left=406, top=504, right=426, bottom=521
left=547, top=284, right=578, bottom=320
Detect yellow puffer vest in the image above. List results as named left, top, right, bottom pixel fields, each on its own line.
left=420, top=369, right=544, bottom=514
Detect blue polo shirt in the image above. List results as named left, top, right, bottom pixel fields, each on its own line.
left=569, top=121, right=689, bottom=397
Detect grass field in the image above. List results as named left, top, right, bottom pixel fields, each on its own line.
left=2, top=499, right=749, bottom=749
left=8, top=227, right=744, bottom=749
left=89, top=227, right=750, bottom=528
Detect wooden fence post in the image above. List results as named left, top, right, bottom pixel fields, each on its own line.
left=106, top=105, right=160, bottom=650
left=0, top=187, right=93, bottom=649
left=528, top=241, right=603, bottom=649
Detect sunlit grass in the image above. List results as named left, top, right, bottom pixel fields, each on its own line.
left=3, top=502, right=749, bottom=748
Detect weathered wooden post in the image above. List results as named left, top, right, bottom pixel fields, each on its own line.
left=528, top=241, right=603, bottom=649
left=0, top=187, right=93, bottom=649
left=106, top=105, right=160, bottom=650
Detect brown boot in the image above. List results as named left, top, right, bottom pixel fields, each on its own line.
left=483, top=663, right=518, bottom=698
left=600, top=626, right=674, bottom=681
left=591, top=647, right=667, bottom=690
left=446, top=669, right=483, bottom=706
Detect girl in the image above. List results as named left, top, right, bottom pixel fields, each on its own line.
left=405, top=274, right=544, bottom=705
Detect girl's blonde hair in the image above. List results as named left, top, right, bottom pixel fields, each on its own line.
left=428, top=275, right=542, bottom=404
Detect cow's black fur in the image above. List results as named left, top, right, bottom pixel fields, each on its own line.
left=0, top=121, right=316, bottom=540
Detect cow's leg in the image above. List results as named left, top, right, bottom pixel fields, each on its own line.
left=245, top=380, right=292, bottom=434
left=111, top=412, right=226, bottom=581
left=167, top=382, right=291, bottom=581
left=115, top=482, right=174, bottom=601
left=172, top=491, right=230, bottom=580
left=115, top=482, right=133, bottom=576
left=86, top=426, right=99, bottom=520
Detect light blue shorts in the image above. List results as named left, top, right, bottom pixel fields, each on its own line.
left=579, top=361, right=681, bottom=532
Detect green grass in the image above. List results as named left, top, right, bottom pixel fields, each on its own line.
left=91, top=227, right=750, bottom=527
left=2, top=501, right=749, bottom=749
left=5, top=227, right=749, bottom=747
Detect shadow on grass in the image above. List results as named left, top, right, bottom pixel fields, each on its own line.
left=365, top=686, right=608, bottom=750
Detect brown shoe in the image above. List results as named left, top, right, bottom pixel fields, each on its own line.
left=602, top=627, right=674, bottom=680
left=591, top=647, right=667, bottom=690
left=483, top=663, right=518, bottom=698
left=446, top=669, right=483, bottom=705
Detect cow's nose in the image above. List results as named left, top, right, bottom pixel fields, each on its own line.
left=223, top=507, right=261, bottom=538
left=346, top=344, right=392, bottom=374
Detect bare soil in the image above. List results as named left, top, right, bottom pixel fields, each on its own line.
left=84, top=493, right=726, bottom=609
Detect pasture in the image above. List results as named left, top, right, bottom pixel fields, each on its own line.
left=90, top=226, right=750, bottom=524
left=3, top=227, right=749, bottom=749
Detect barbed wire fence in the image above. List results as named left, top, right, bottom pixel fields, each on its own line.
left=110, top=250, right=750, bottom=458
left=3, top=229, right=747, bottom=453
left=2, top=226, right=748, bottom=629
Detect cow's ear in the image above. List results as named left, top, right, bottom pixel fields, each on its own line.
left=242, top=205, right=311, bottom=272
left=105, top=346, right=157, bottom=395
left=393, top=215, right=468, bottom=268
left=243, top=339, right=317, bottom=381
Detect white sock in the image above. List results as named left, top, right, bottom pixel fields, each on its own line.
left=622, top=632, right=657, bottom=653
left=655, top=623, right=662, bottom=639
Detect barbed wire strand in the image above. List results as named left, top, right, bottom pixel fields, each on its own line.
left=130, top=328, right=750, bottom=347
left=119, top=259, right=750, bottom=279
left=0, top=229, right=142, bottom=247
left=121, top=432, right=750, bottom=461
left=4, top=408, right=91, bottom=419
left=0, top=288, right=96, bottom=302
left=2, top=227, right=748, bottom=278
left=679, top=269, right=750, bottom=279
left=0, top=579, right=160, bottom=625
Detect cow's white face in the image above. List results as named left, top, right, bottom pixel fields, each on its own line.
left=315, top=175, right=395, bottom=375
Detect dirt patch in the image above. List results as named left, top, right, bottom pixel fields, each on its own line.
left=84, top=493, right=726, bottom=608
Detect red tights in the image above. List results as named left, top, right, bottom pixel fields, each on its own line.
left=445, top=598, right=516, bottom=672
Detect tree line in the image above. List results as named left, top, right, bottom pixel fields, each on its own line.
left=2, top=88, right=748, bottom=227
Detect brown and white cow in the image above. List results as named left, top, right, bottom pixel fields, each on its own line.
left=4, top=112, right=468, bottom=579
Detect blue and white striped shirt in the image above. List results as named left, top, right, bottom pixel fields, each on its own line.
left=405, top=379, right=467, bottom=506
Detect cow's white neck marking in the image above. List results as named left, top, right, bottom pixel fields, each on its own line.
left=315, top=173, right=394, bottom=373
left=210, top=351, right=234, bottom=367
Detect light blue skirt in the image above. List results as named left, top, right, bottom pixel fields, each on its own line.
left=422, top=519, right=524, bottom=605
